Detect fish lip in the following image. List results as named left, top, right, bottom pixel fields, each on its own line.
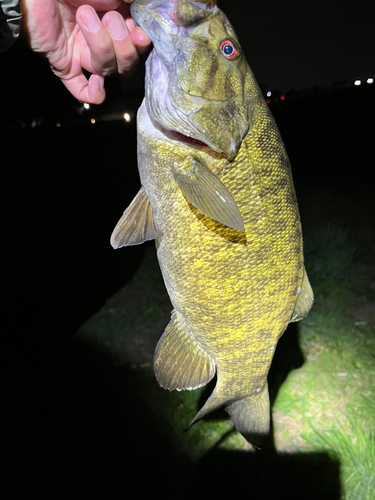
left=131, top=1, right=217, bottom=33
left=131, top=1, right=175, bottom=27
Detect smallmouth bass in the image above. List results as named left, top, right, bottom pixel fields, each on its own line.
left=111, top=0, right=313, bottom=445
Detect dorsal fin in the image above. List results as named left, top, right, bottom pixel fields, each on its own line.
left=154, top=310, right=216, bottom=391
left=110, top=187, right=161, bottom=248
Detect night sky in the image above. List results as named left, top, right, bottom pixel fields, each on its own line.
left=0, top=0, right=374, bottom=118
left=224, top=0, right=374, bottom=92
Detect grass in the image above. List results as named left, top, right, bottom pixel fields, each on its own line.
left=78, top=189, right=374, bottom=499
left=271, top=199, right=375, bottom=498
left=302, top=400, right=375, bottom=500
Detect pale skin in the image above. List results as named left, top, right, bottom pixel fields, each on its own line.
left=21, top=0, right=151, bottom=104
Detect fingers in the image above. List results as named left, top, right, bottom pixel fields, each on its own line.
left=59, top=72, right=106, bottom=105
left=71, top=4, right=151, bottom=104
left=102, top=11, right=139, bottom=74
left=77, top=5, right=117, bottom=76
left=76, top=5, right=151, bottom=77
left=130, top=25, right=152, bottom=54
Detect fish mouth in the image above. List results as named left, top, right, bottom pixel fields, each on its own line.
left=171, top=131, right=208, bottom=149
left=131, top=0, right=217, bottom=29
left=167, top=129, right=226, bottom=157
left=163, top=123, right=239, bottom=159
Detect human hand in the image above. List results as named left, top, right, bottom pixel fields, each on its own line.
left=21, top=0, right=151, bottom=104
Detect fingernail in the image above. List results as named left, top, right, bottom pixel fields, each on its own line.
left=91, top=74, right=105, bottom=91
left=80, top=6, right=100, bottom=33
left=106, top=13, right=127, bottom=40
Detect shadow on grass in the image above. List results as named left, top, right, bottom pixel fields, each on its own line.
left=11, top=331, right=340, bottom=499
left=195, top=448, right=341, bottom=499
left=268, top=321, right=305, bottom=405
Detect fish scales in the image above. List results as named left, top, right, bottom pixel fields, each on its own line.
left=111, top=0, right=313, bottom=445
left=138, top=100, right=300, bottom=388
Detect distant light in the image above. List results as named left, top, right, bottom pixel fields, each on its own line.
left=367, top=78, right=373, bottom=84
left=280, top=95, right=285, bottom=101
left=266, top=99, right=271, bottom=104
left=56, top=122, right=61, bottom=127
left=123, top=112, right=131, bottom=122
left=354, top=80, right=361, bottom=86
left=84, top=103, right=90, bottom=110
left=91, top=118, right=96, bottom=124
left=267, top=91, right=272, bottom=97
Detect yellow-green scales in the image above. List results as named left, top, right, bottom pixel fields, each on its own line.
left=111, top=0, right=313, bottom=444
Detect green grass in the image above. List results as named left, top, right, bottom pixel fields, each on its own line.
left=272, top=219, right=375, bottom=499
left=79, top=192, right=374, bottom=498
left=302, top=400, right=375, bottom=500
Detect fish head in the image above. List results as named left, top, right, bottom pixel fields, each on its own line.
left=131, top=0, right=257, bottom=159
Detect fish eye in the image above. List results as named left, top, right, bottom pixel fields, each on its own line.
left=220, top=40, right=238, bottom=60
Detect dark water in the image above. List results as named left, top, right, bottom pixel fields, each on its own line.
left=3, top=85, right=373, bottom=498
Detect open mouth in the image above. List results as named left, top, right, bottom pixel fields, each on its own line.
left=166, top=129, right=228, bottom=158
left=172, top=131, right=208, bottom=148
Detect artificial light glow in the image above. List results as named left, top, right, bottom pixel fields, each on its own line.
left=354, top=80, right=361, bottom=86
left=267, top=91, right=272, bottom=97
left=56, top=122, right=61, bottom=127
left=367, top=78, right=373, bottom=84
left=280, top=95, right=285, bottom=101
left=123, top=112, right=131, bottom=122
left=91, top=118, right=96, bottom=124
left=84, top=103, right=90, bottom=110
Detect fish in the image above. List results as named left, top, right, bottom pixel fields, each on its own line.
left=111, top=0, right=313, bottom=445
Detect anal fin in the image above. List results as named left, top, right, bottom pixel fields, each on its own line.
left=290, top=267, right=314, bottom=322
left=154, top=310, right=216, bottom=391
left=110, top=186, right=161, bottom=248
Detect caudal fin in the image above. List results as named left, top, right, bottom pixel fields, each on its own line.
left=185, top=388, right=224, bottom=431
left=226, top=385, right=271, bottom=447
left=186, top=384, right=271, bottom=447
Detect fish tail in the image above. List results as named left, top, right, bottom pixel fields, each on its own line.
left=185, top=389, right=225, bottom=431
left=186, top=384, right=270, bottom=447
left=226, top=384, right=271, bottom=447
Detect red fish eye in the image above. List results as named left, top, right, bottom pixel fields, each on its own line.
left=220, top=40, right=238, bottom=60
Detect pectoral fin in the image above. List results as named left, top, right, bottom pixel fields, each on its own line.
left=154, top=310, right=216, bottom=391
left=110, top=187, right=161, bottom=248
left=290, top=268, right=314, bottom=322
left=174, top=159, right=244, bottom=232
